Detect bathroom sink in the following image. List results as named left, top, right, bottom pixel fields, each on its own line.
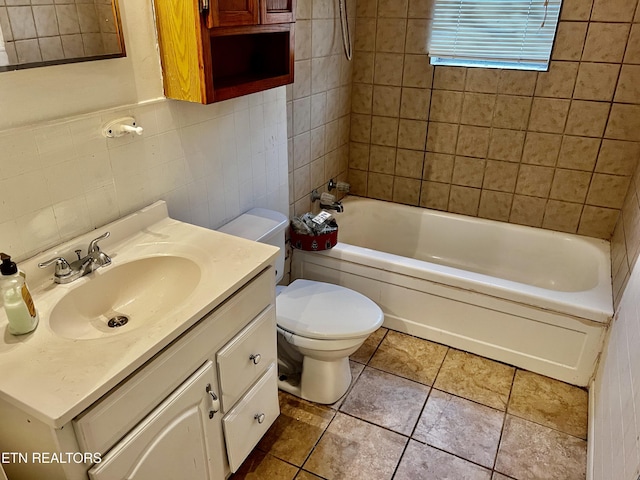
left=49, top=256, right=201, bottom=340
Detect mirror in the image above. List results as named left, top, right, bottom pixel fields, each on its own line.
left=0, top=0, right=125, bottom=72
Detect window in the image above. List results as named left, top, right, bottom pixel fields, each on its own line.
left=429, top=0, right=562, bottom=71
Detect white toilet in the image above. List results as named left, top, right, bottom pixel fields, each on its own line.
left=219, top=208, right=384, bottom=404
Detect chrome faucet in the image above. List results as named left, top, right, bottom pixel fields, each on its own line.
left=38, top=232, right=112, bottom=284
left=320, top=200, right=344, bottom=213
left=311, top=189, right=345, bottom=213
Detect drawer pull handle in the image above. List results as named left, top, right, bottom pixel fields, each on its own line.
left=249, top=353, right=261, bottom=365
left=254, top=413, right=266, bottom=424
left=206, top=383, right=220, bottom=419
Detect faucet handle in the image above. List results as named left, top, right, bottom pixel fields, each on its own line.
left=87, top=231, right=110, bottom=254
left=38, top=257, right=71, bottom=275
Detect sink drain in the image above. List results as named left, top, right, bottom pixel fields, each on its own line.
left=107, top=316, right=129, bottom=328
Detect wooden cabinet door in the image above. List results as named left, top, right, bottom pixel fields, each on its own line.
left=261, top=0, right=295, bottom=24
left=209, top=0, right=260, bottom=27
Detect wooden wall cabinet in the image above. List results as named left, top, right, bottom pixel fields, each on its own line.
left=154, top=0, right=295, bottom=104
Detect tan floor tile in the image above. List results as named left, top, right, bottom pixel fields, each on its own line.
left=257, top=392, right=336, bottom=466
left=295, top=471, right=324, bottom=480
left=433, top=349, right=515, bottom=411
left=330, top=360, right=365, bottom=410
left=231, top=450, right=298, bottom=480
left=369, top=330, right=448, bottom=384
left=351, top=327, right=388, bottom=363
left=492, top=473, right=515, bottom=480
left=339, top=367, right=430, bottom=435
left=394, top=440, right=492, bottom=480
left=508, top=370, right=588, bottom=439
left=495, top=415, right=587, bottom=480
left=414, top=389, right=504, bottom=468
left=303, top=412, right=407, bottom=480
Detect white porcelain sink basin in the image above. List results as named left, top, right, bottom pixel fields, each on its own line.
left=49, top=256, right=201, bottom=340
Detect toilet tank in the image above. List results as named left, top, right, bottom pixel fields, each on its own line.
left=218, top=208, right=289, bottom=284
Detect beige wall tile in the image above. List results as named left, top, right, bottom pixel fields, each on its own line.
left=368, top=172, right=394, bottom=200
left=400, top=87, right=430, bottom=120
left=372, top=85, right=402, bottom=116
left=349, top=142, right=370, bottom=169
left=311, top=126, right=326, bottom=159
left=596, top=140, right=640, bottom=175
left=356, top=0, right=377, bottom=18
left=403, top=54, right=433, bottom=88
left=350, top=113, right=372, bottom=143
left=483, top=160, right=519, bottom=192
left=498, top=70, right=538, bottom=96
left=405, top=19, right=429, bottom=54
left=488, top=129, right=526, bottom=162
left=420, top=181, right=450, bottom=210
left=349, top=168, right=368, bottom=195
left=294, top=131, right=311, bottom=169
left=578, top=206, right=620, bottom=239
left=614, top=65, right=640, bottom=103
left=311, top=92, right=327, bottom=129
left=374, top=52, right=404, bottom=85
left=587, top=173, right=631, bottom=208
left=456, top=125, right=490, bottom=158
left=561, top=0, right=593, bottom=20
left=296, top=20, right=312, bottom=59
left=354, top=18, right=376, bottom=52
left=465, top=68, right=500, bottom=93
left=591, top=0, right=638, bottom=22
left=397, top=119, right=427, bottom=150
left=293, top=60, right=312, bottom=99
left=423, top=152, right=454, bottom=182
left=565, top=100, right=610, bottom=137
left=552, top=22, right=588, bottom=61
left=543, top=200, right=583, bottom=232
left=378, top=0, right=408, bottom=18
left=461, top=93, right=496, bottom=127
left=493, top=95, right=532, bottom=130
left=535, top=62, right=579, bottom=98
left=293, top=164, right=311, bottom=201
left=33, top=5, right=58, bottom=36
left=510, top=195, right=547, bottom=227
left=371, top=115, right=399, bottom=146
left=557, top=136, right=601, bottom=171
left=573, top=63, right=620, bottom=101
left=429, top=90, right=463, bottom=123
left=352, top=83, right=373, bottom=114
left=605, top=104, right=640, bottom=141
left=376, top=18, right=406, bottom=53
left=516, top=165, right=555, bottom=197
left=449, top=185, right=481, bottom=215
left=549, top=169, right=592, bottom=203
left=408, top=0, right=433, bottom=19
left=310, top=157, right=326, bottom=189
left=426, top=122, right=458, bottom=154
left=528, top=98, right=570, bottom=133
left=396, top=149, right=425, bottom=178
left=478, top=190, right=513, bottom=221
left=369, top=145, right=397, bottom=173
left=522, top=132, right=562, bottom=166
left=353, top=52, right=375, bottom=83
left=433, top=66, right=467, bottom=91
left=452, top=156, right=485, bottom=187
left=393, top=176, right=421, bottom=205
left=625, top=25, right=640, bottom=64
left=582, top=23, right=631, bottom=62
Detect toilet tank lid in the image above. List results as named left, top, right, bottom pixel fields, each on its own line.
left=218, top=208, right=288, bottom=242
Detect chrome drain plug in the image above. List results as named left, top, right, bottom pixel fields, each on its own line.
left=107, top=316, right=129, bottom=328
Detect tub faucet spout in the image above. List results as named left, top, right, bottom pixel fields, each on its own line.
left=320, top=201, right=344, bottom=213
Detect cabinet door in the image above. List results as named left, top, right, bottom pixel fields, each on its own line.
left=209, top=0, right=260, bottom=27
left=89, top=361, right=225, bottom=480
left=261, top=0, right=295, bottom=24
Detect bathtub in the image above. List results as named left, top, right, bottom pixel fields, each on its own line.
left=291, top=196, right=613, bottom=386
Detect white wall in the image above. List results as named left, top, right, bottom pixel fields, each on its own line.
left=592, top=250, right=640, bottom=480
left=0, top=2, right=289, bottom=262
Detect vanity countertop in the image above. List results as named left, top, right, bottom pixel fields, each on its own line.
left=0, top=202, right=279, bottom=428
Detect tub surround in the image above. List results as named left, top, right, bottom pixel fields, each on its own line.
left=0, top=201, right=279, bottom=428
left=293, top=196, right=612, bottom=386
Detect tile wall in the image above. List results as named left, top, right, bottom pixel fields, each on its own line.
left=286, top=0, right=355, bottom=216
left=348, top=0, right=640, bottom=239
left=0, top=90, right=289, bottom=262
left=0, top=0, right=121, bottom=65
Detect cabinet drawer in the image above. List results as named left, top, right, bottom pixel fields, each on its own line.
left=223, top=363, right=279, bottom=472
left=217, top=305, right=276, bottom=410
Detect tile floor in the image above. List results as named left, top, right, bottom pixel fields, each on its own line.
left=230, top=328, right=589, bottom=480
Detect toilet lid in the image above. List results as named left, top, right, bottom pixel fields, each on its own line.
left=276, top=279, right=384, bottom=340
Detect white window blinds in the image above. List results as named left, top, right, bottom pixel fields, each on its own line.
left=429, top=0, right=562, bottom=71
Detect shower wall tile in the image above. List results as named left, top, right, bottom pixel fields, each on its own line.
left=348, top=0, right=640, bottom=240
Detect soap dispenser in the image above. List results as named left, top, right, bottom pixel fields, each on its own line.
left=0, top=253, right=39, bottom=335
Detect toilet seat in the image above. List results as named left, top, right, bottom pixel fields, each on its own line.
left=276, top=279, right=384, bottom=340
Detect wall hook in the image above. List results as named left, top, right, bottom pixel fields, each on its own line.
left=102, top=116, right=144, bottom=138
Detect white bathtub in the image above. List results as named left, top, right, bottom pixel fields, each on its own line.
left=292, top=196, right=613, bottom=386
